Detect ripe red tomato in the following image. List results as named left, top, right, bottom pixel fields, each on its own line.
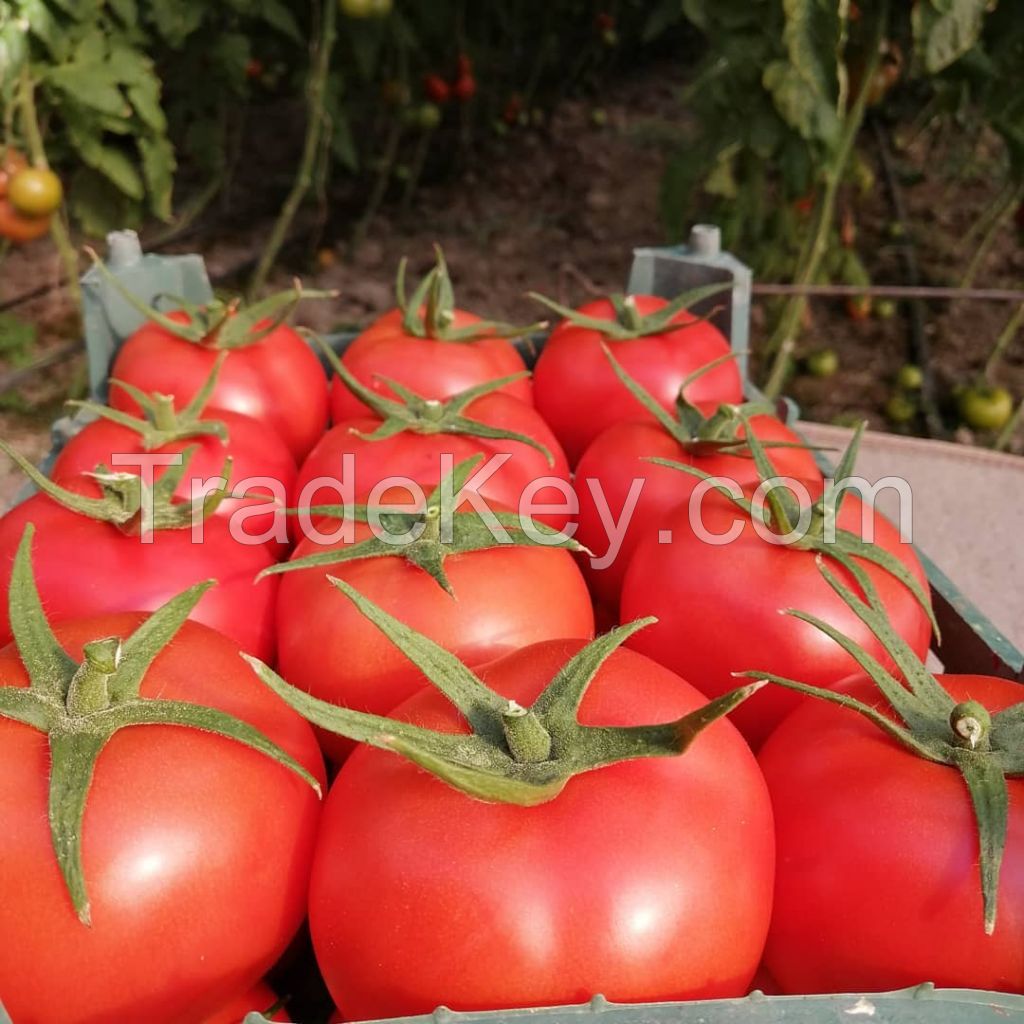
left=330, top=307, right=531, bottom=422
left=298, top=391, right=572, bottom=531
left=0, top=615, right=323, bottom=1024
left=201, top=981, right=288, bottom=1022
left=533, top=296, right=742, bottom=465
left=452, top=73, right=477, bottom=101
left=0, top=492, right=279, bottom=661
left=0, top=197, right=49, bottom=243
left=50, top=408, right=297, bottom=555
left=574, top=406, right=822, bottom=609
left=761, top=674, right=1024, bottom=994
left=110, top=311, right=329, bottom=461
left=620, top=486, right=932, bottom=747
left=309, top=640, right=774, bottom=1019
left=423, top=73, right=451, bottom=104
left=276, top=520, right=595, bottom=762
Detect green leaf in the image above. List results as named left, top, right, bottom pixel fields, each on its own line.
left=643, top=0, right=684, bottom=42
left=914, top=0, right=991, bottom=73
left=108, top=0, right=138, bottom=24
left=126, top=74, right=167, bottom=134
left=148, top=0, right=206, bottom=47
left=258, top=0, right=303, bottom=43
left=139, top=134, right=175, bottom=221
left=67, top=121, right=145, bottom=200
left=68, top=167, right=143, bottom=236
left=46, top=65, right=126, bottom=119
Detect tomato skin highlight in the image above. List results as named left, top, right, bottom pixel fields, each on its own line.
left=330, top=307, right=531, bottom=422
left=0, top=616, right=324, bottom=1024
left=110, top=311, right=329, bottom=462
left=574, top=407, right=822, bottom=609
left=50, top=409, right=298, bottom=555
left=619, top=486, right=931, bottom=747
left=276, top=520, right=595, bottom=762
left=308, top=640, right=775, bottom=1020
left=761, top=674, right=1024, bottom=995
left=533, top=296, right=742, bottom=465
left=0, top=493, right=280, bottom=661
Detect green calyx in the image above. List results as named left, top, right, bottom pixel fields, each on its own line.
left=67, top=352, right=230, bottom=451
left=262, top=455, right=582, bottom=593
left=742, top=556, right=1023, bottom=936
left=314, top=332, right=554, bottom=463
left=396, top=244, right=544, bottom=342
left=86, top=247, right=336, bottom=350
left=648, top=415, right=939, bottom=638
left=245, top=582, right=763, bottom=806
left=0, top=525, right=320, bottom=925
left=528, top=281, right=731, bottom=341
left=1, top=438, right=234, bottom=534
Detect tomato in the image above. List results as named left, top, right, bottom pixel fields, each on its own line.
left=958, top=385, right=1014, bottom=432
left=761, top=674, right=1024, bottom=994
left=339, top=0, right=390, bottom=16
left=0, top=491, right=279, bottom=661
left=804, top=348, right=838, bottom=378
left=201, top=981, right=288, bottom=1022
left=532, top=295, right=742, bottom=465
left=574, top=406, right=822, bottom=610
left=885, top=392, right=916, bottom=424
left=0, top=614, right=323, bottom=1024
left=0, top=148, right=28, bottom=197
left=423, top=73, right=451, bottom=104
left=50, top=408, right=297, bottom=555
left=110, top=311, right=329, bottom=461
left=452, top=73, right=477, bottom=102
left=303, top=391, right=572, bottom=530
left=331, top=312, right=531, bottom=423
left=876, top=298, right=897, bottom=319
left=417, top=102, right=442, bottom=130
left=309, top=639, right=774, bottom=1019
left=276, top=517, right=594, bottom=763
left=620, top=484, right=932, bottom=747
left=8, top=166, right=63, bottom=217
left=896, top=363, right=922, bottom=390
left=0, top=197, right=49, bottom=243
left=845, top=295, right=872, bottom=320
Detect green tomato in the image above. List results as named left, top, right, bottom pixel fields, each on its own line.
left=418, top=103, right=441, bottom=130
left=896, top=364, right=923, bottom=391
left=885, top=392, right=917, bottom=424
left=875, top=299, right=897, bottom=319
left=805, top=348, right=839, bottom=378
left=8, top=168, right=63, bottom=217
left=958, top=385, right=1014, bottom=432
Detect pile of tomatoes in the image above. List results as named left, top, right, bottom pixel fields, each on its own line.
left=0, top=249, right=1021, bottom=1024
left=0, top=149, right=62, bottom=244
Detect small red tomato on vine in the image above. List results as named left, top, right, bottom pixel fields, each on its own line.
left=0, top=198, right=49, bottom=243
left=595, top=12, right=615, bottom=32
left=8, top=167, right=63, bottom=218
left=453, top=73, right=477, bottom=102
left=845, top=295, right=872, bottom=321
left=245, top=58, right=264, bottom=80
left=503, top=94, right=523, bottom=126
left=792, top=192, right=815, bottom=216
left=423, top=73, right=451, bottom=105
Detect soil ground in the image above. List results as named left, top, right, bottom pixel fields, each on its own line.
left=2, top=58, right=1022, bottom=505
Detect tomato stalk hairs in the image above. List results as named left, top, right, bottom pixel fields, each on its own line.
left=742, top=556, right=1022, bottom=936
left=648, top=416, right=939, bottom=636
left=0, top=526, right=320, bottom=925
left=66, top=353, right=231, bottom=451
left=262, top=455, right=584, bottom=593
left=244, top=585, right=763, bottom=806
left=314, top=332, right=554, bottom=463
left=528, top=281, right=731, bottom=341
left=396, top=244, right=545, bottom=342
left=83, top=247, right=337, bottom=350
left=0, top=439, right=235, bottom=533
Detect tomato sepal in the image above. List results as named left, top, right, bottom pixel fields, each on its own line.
left=0, top=526, right=321, bottom=924
left=245, top=582, right=763, bottom=806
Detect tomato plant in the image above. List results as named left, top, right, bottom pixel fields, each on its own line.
left=531, top=286, right=742, bottom=465
left=620, top=425, right=935, bottom=746
left=958, top=385, right=1014, bottom=432
left=330, top=248, right=535, bottom=422
left=0, top=527, right=323, bottom=1024
left=268, top=458, right=593, bottom=762
left=103, top=277, right=332, bottom=461
left=8, top=166, right=62, bottom=216
left=755, top=559, right=1024, bottom=994
left=574, top=349, right=820, bottom=610
left=247, top=586, right=773, bottom=1020
left=51, top=357, right=297, bottom=554
left=0, top=442, right=280, bottom=661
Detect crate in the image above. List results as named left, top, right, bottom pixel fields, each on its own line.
left=5, top=230, right=1023, bottom=1024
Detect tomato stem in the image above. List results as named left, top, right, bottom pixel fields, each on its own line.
left=501, top=702, right=553, bottom=763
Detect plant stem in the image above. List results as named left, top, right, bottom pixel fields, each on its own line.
left=984, top=302, right=1024, bottom=381
left=350, top=115, right=403, bottom=256
left=399, top=125, right=434, bottom=216
left=960, top=181, right=1024, bottom=290
left=762, top=8, right=886, bottom=399
left=18, top=68, right=81, bottom=316
left=247, top=0, right=337, bottom=299
left=994, top=398, right=1023, bottom=453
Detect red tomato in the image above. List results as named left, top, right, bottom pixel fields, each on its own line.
left=276, top=520, right=595, bottom=762
left=0, top=615, right=323, bottom=1024
left=50, top=409, right=297, bottom=555
left=423, top=73, right=451, bottom=104
left=452, top=73, right=477, bottom=101
left=110, top=311, right=329, bottom=461
left=620, top=486, right=932, bottom=747
left=297, top=392, right=572, bottom=531
left=0, top=492, right=279, bottom=661
left=574, top=406, right=822, bottom=609
left=761, top=674, right=1024, bottom=994
left=0, top=197, right=49, bottom=243
left=202, top=981, right=288, bottom=1022
left=330, top=307, right=531, bottom=422
left=309, top=640, right=775, bottom=1019
left=533, top=296, right=742, bottom=465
